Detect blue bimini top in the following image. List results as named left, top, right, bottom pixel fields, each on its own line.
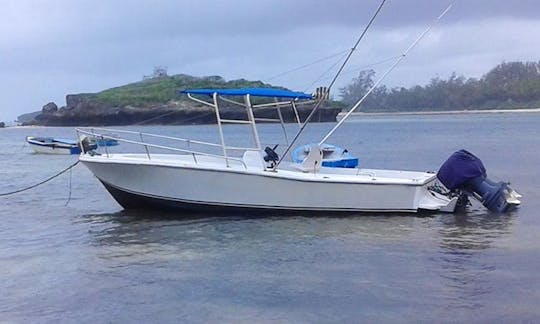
left=181, top=88, right=313, bottom=99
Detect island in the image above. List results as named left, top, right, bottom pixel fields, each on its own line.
left=20, top=72, right=341, bottom=126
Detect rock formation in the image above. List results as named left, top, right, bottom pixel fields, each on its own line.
left=42, top=102, right=58, bottom=113
left=29, top=94, right=339, bottom=126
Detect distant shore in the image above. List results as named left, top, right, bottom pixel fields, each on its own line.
left=6, top=108, right=540, bottom=127
left=338, top=107, right=540, bottom=119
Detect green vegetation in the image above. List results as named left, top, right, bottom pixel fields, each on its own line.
left=340, top=61, right=540, bottom=112
left=95, top=74, right=273, bottom=107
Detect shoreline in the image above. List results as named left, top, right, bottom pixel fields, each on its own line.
left=338, top=107, right=540, bottom=118
left=6, top=108, right=540, bottom=128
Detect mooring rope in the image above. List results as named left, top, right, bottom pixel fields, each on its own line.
left=0, top=160, right=80, bottom=197
left=65, top=165, right=74, bottom=206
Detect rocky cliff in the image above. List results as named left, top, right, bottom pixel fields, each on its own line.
left=28, top=94, right=339, bottom=126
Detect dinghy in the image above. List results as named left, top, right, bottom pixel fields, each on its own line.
left=292, top=143, right=359, bottom=168
left=92, top=135, right=119, bottom=147
left=26, top=136, right=95, bottom=155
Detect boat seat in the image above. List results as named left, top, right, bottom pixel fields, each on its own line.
left=242, top=151, right=266, bottom=170
left=292, top=144, right=323, bottom=173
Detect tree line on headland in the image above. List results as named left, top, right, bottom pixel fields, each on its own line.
left=340, top=61, right=540, bottom=112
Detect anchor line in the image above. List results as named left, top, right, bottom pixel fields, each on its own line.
left=65, top=165, right=74, bottom=206
left=0, top=160, right=80, bottom=197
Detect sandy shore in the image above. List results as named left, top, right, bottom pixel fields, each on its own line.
left=5, top=107, right=540, bottom=127
left=338, top=107, right=540, bottom=118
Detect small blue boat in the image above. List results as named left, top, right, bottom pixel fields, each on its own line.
left=292, top=143, right=359, bottom=168
left=26, top=136, right=97, bottom=155
left=94, top=137, right=119, bottom=147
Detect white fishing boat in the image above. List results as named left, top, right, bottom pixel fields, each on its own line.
left=26, top=136, right=94, bottom=155
left=76, top=4, right=520, bottom=214
left=76, top=88, right=469, bottom=213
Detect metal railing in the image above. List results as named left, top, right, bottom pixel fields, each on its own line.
left=76, top=127, right=249, bottom=169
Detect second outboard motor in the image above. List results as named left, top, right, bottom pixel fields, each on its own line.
left=437, top=149, right=521, bottom=213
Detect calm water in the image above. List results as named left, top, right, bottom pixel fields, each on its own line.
left=1, top=113, right=539, bottom=323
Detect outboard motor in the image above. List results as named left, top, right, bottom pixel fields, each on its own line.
left=437, top=150, right=521, bottom=213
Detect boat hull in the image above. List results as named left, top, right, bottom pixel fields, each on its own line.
left=81, top=155, right=455, bottom=213
left=30, top=145, right=81, bottom=155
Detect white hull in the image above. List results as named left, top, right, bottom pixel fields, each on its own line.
left=80, top=154, right=456, bottom=213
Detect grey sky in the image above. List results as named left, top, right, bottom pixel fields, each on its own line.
left=1, top=0, right=539, bottom=122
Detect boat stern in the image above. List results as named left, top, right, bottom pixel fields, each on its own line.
left=417, top=186, right=458, bottom=212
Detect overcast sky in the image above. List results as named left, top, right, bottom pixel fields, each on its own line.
left=1, top=0, right=539, bottom=122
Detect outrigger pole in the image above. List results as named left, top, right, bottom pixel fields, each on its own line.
left=275, top=0, right=388, bottom=168
left=319, top=4, right=452, bottom=145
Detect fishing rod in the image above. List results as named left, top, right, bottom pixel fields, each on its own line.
left=319, top=3, right=452, bottom=145
left=275, top=0, right=387, bottom=168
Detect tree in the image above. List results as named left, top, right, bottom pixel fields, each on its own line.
left=340, top=70, right=375, bottom=104
left=339, top=69, right=386, bottom=111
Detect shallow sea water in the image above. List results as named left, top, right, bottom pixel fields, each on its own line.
left=1, top=113, right=539, bottom=323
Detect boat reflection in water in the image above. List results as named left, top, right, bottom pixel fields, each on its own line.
left=434, top=209, right=516, bottom=310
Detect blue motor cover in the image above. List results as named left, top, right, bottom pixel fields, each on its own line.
left=437, top=149, right=517, bottom=212
left=437, top=149, right=486, bottom=190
